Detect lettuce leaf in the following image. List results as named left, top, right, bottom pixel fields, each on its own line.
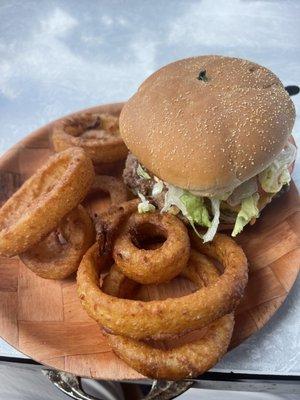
left=137, top=192, right=156, bottom=213
left=180, top=192, right=211, bottom=228
left=259, top=165, right=291, bottom=194
left=137, top=164, right=151, bottom=180
left=232, top=193, right=259, bottom=237
left=161, top=185, right=188, bottom=216
left=161, top=142, right=296, bottom=242
left=258, top=142, right=296, bottom=194
left=161, top=185, right=218, bottom=241
left=203, top=199, right=220, bottom=242
left=152, top=179, right=164, bottom=196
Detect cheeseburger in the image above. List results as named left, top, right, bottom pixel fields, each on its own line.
left=120, top=56, right=296, bottom=241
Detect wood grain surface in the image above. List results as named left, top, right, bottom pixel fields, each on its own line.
left=0, top=103, right=299, bottom=380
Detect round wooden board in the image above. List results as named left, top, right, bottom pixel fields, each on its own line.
left=0, top=103, right=299, bottom=381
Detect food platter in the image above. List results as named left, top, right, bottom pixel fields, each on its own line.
left=0, top=103, right=299, bottom=380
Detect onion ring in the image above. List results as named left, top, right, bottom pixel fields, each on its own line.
left=102, top=251, right=214, bottom=304
left=87, top=175, right=128, bottom=212
left=96, top=199, right=139, bottom=257
left=113, top=212, right=190, bottom=284
left=0, top=148, right=94, bottom=256
left=77, top=233, right=247, bottom=339
left=91, top=175, right=127, bottom=205
left=20, top=205, right=95, bottom=279
left=104, top=251, right=234, bottom=380
left=52, top=113, right=128, bottom=163
left=106, top=314, right=233, bottom=380
left=102, top=264, right=137, bottom=298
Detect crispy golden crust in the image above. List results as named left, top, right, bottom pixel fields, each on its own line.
left=20, top=205, right=95, bottom=279
left=52, top=113, right=128, bottom=163
left=77, top=232, right=247, bottom=339
left=106, top=314, right=234, bottom=380
left=113, top=212, right=190, bottom=284
left=0, top=148, right=94, bottom=256
left=104, top=251, right=234, bottom=380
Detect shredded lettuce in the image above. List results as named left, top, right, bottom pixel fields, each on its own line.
left=203, top=199, right=221, bottom=243
left=258, top=142, right=296, bottom=194
left=161, top=185, right=216, bottom=241
left=152, top=179, right=164, bottom=197
left=232, top=193, right=260, bottom=237
left=180, top=192, right=211, bottom=228
left=161, top=185, right=188, bottom=216
left=162, top=185, right=211, bottom=227
left=162, top=186, right=202, bottom=237
left=140, top=141, right=295, bottom=241
left=259, top=166, right=290, bottom=194
left=137, top=164, right=151, bottom=180
left=137, top=192, right=156, bottom=213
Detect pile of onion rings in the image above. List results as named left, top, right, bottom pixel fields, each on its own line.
left=0, top=147, right=94, bottom=257
left=0, top=147, right=98, bottom=279
left=77, top=231, right=247, bottom=340
left=77, top=201, right=248, bottom=379
left=52, top=112, right=128, bottom=164
left=0, top=131, right=249, bottom=380
left=103, top=251, right=234, bottom=380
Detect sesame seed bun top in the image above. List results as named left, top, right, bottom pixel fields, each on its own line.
left=120, top=56, right=295, bottom=196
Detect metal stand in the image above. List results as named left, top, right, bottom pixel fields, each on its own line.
left=43, top=369, right=193, bottom=400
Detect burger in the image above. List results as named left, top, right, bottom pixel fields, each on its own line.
left=120, top=56, right=296, bottom=241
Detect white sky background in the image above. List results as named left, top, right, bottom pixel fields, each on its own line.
left=0, top=0, right=299, bottom=153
